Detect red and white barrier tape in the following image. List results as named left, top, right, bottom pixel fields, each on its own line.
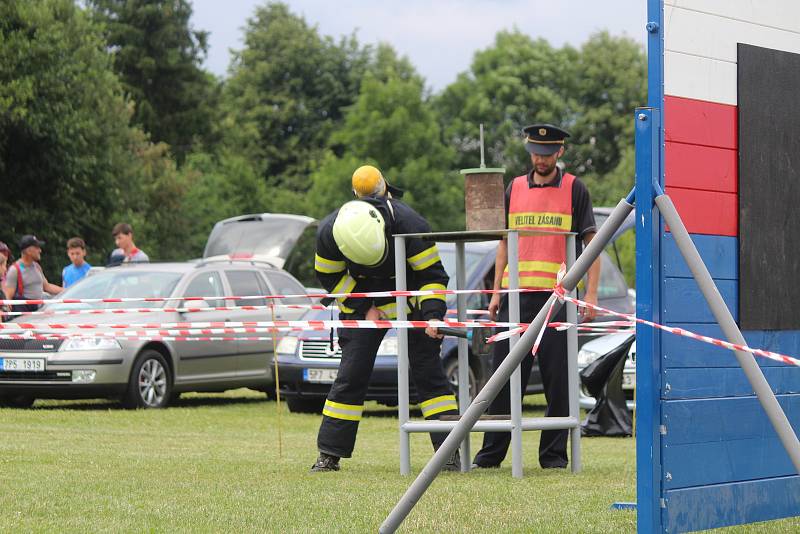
left=0, top=287, right=545, bottom=307
left=1, top=305, right=491, bottom=318
left=549, top=279, right=800, bottom=368
left=0, top=318, right=519, bottom=332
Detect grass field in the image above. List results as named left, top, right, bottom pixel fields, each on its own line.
left=1, top=390, right=798, bottom=533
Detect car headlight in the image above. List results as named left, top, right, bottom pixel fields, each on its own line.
left=60, top=338, right=122, bottom=351
left=577, top=348, right=601, bottom=367
left=276, top=336, right=299, bottom=355
left=377, top=336, right=398, bottom=356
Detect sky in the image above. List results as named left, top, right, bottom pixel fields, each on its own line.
left=192, top=0, right=647, bottom=92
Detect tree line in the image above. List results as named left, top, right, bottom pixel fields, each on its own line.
left=0, top=0, right=645, bottom=281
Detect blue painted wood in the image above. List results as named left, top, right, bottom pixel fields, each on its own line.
left=662, top=278, right=738, bottom=323
left=663, top=325, right=800, bottom=368
left=662, top=395, right=800, bottom=445
left=662, top=233, right=738, bottom=279
left=663, top=475, right=800, bottom=533
left=635, top=108, right=663, bottom=532
left=663, top=367, right=800, bottom=399
left=663, top=437, right=797, bottom=489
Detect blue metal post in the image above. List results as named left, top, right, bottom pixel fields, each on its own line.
left=635, top=106, right=662, bottom=534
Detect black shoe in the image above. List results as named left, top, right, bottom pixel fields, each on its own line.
left=442, top=450, right=461, bottom=472
left=310, top=453, right=340, bottom=472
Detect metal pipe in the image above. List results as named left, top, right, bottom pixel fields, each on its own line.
left=455, top=241, right=470, bottom=471
left=402, top=417, right=579, bottom=433
left=395, top=236, right=411, bottom=475
left=379, top=198, right=635, bottom=534
left=565, top=234, right=581, bottom=473
left=507, top=230, right=523, bottom=478
left=654, top=194, right=800, bottom=473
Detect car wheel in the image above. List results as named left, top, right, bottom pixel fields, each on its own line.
left=286, top=397, right=325, bottom=414
left=0, top=395, right=35, bottom=408
left=444, top=358, right=477, bottom=402
left=123, top=350, right=172, bottom=409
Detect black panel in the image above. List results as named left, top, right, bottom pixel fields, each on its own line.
left=738, top=44, right=800, bottom=330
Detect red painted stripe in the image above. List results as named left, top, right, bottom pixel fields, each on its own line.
left=665, top=187, right=738, bottom=236
left=664, top=95, right=737, bottom=149
left=665, top=142, right=737, bottom=194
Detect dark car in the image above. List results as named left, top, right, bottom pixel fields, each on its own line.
left=275, top=212, right=635, bottom=413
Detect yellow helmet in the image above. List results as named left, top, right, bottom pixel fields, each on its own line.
left=332, top=201, right=387, bottom=266
left=352, top=165, right=387, bottom=198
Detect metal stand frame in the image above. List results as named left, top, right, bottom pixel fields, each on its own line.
left=393, top=228, right=579, bottom=480
left=381, top=198, right=634, bottom=534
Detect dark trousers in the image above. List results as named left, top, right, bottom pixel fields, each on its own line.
left=473, top=292, right=570, bottom=468
left=317, top=314, right=457, bottom=458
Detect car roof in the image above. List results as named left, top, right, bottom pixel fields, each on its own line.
left=102, top=261, right=283, bottom=274
left=213, top=213, right=315, bottom=225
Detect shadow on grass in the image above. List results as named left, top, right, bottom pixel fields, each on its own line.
left=30, top=394, right=272, bottom=411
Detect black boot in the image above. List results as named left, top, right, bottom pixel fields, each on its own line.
left=310, top=452, right=340, bottom=472
left=442, top=449, right=461, bottom=472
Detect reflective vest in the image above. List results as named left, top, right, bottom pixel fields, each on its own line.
left=502, top=172, right=575, bottom=290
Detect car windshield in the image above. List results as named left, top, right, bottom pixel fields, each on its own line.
left=438, top=247, right=486, bottom=290
left=203, top=217, right=310, bottom=259
left=46, top=270, right=183, bottom=310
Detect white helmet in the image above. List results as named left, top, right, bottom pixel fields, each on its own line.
left=332, top=201, right=387, bottom=266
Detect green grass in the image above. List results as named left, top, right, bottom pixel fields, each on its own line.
left=1, top=390, right=797, bottom=533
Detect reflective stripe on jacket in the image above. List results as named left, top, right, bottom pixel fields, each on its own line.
left=503, top=173, right=575, bottom=290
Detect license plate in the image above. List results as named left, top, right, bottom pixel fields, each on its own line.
left=0, top=357, right=46, bottom=372
left=303, top=368, right=338, bottom=383
left=622, top=372, right=635, bottom=389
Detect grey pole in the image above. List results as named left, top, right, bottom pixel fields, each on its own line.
left=395, top=236, right=411, bottom=475
left=507, top=230, right=523, bottom=478
left=455, top=241, right=471, bottom=471
left=655, top=194, right=800, bottom=473
left=565, top=234, right=581, bottom=473
left=379, top=198, right=634, bottom=534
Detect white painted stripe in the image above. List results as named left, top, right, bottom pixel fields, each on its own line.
left=665, top=52, right=737, bottom=105
left=664, top=2, right=800, bottom=104
left=665, top=0, right=800, bottom=33
left=665, top=5, right=800, bottom=63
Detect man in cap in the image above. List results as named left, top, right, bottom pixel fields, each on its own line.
left=310, top=191, right=458, bottom=472
left=472, top=123, right=601, bottom=470
left=351, top=165, right=404, bottom=199
left=3, top=235, right=63, bottom=312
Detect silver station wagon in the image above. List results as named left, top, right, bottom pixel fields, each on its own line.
left=0, top=260, right=310, bottom=408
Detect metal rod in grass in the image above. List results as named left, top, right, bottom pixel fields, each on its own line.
left=269, top=303, right=283, bottom=458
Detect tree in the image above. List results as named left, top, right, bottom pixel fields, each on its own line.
left=435, top=30, right=645, bottom=181
left=88, top=0, right=217, bottom=163
left=307, top=47, right=461, bottom=230
left=219, top=2, right=368, bottom=200
left=0, top=0, right=144, bottom=275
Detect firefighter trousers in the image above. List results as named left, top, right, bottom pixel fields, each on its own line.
left=472, top=292, right=570, bottom=468
left=317, top=318, right=458, bottom=459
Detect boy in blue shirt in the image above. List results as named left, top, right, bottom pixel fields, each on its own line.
left=62, top=237, right=91, bottom=288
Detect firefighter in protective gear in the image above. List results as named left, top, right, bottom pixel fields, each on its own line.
left=311, top=197, right=458, bottom=472
left=351, top=165, right=404, bottom=198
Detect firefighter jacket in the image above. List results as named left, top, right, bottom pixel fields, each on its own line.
left=314, top=197, right=448, bottom=320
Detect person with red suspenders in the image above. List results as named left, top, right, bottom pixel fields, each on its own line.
left=2, top=235, right=63, bottom=313
left=472, top=124, right=602, bottom=470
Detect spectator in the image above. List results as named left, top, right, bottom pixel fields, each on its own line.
left=111, top=223, right=149, bottom=263
left=0, top=242, right=9, bottom=320
left=0, top=241, right=11, bottom=287
left=3, top=235, right=63, bottom=312
left=62, top=237, right=92, bottom=288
